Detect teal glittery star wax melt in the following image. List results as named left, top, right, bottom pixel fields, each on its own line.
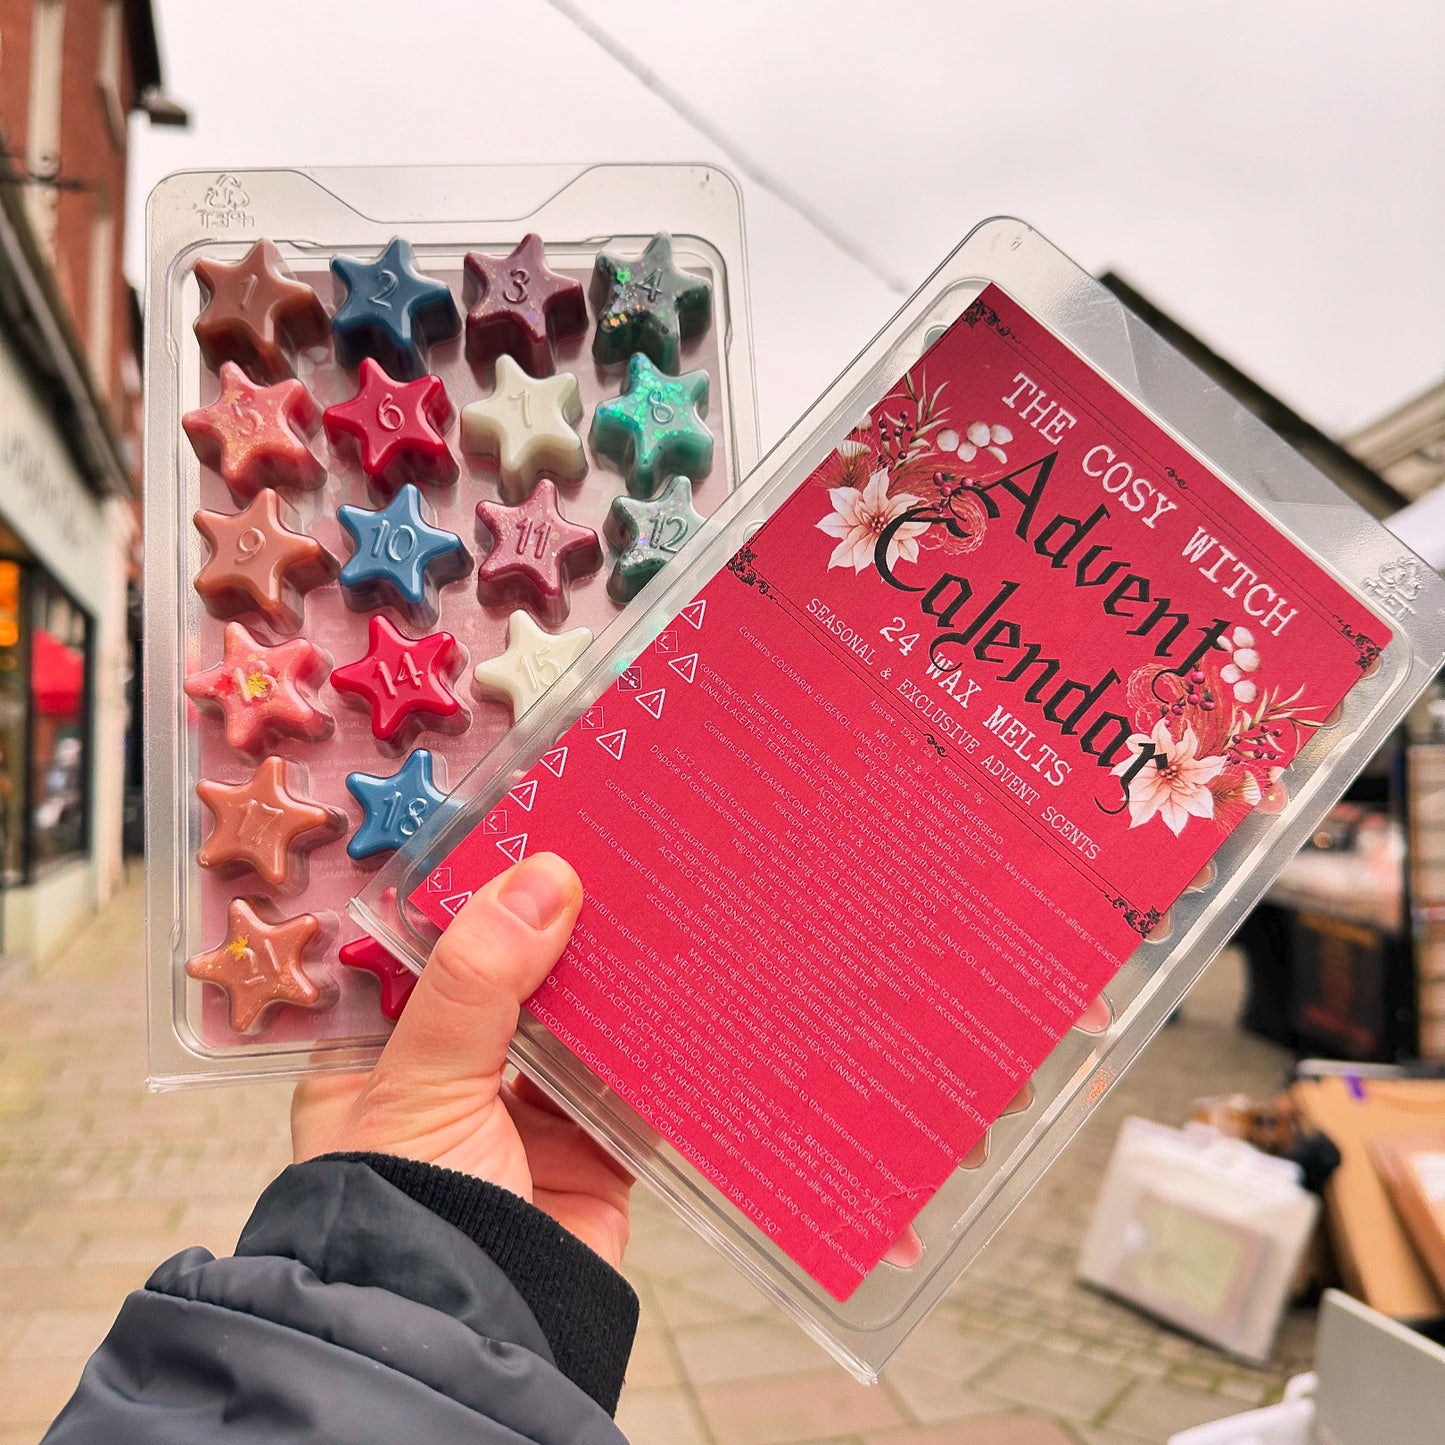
left=589, top=353, right=713, bottom=498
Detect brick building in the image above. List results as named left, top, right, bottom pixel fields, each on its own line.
left=0, top=1, right=178, bottom=957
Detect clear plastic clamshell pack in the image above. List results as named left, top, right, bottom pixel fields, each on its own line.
left=354, top=217, right=1445, bottom=1381
left=144, top=164, right=759, bottom=1085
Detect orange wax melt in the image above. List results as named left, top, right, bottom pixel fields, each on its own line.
left=193, top=489, right=336, bottom=632
left=196, top=755, right=341, bottom=887
left=185, top=896, right=331, bottom=1034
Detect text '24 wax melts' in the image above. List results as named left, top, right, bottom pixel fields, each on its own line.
left=591, top=232, right=712, bottom=371
left=338, top=935, right=417, bottom=1022
left=589, top=353, right=713, bottom=498
left=196, top=755, right=341, bottom=888
left=330, top=237, right=460, bottom=381
left=193, top=489, right=337, bottom=633
left=464, top=234, right=586, bottom=377
left=345, top=748, right=448, bottom=860
left=460, top=355, right=586, bottom=498
left=185, top=621, right=332, bottom=755
left=323, top=358, right=458, bottom=493
left=331, top=614, right=462, bottom=742
left=193, top=239, right=329, bottom=383
left=338, top=484, right=468, bottom=612
left=182, top=362, right=324, bottom=500
left=606, top=475, right=705, bottom=602
left=476, top=478, right=602, bottom=625
left=186, top=897, right=331, bottom=1034
left=472, top=609, right=591, bottom=721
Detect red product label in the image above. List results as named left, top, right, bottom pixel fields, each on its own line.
left=411, top=287, right=1387, bottom=1298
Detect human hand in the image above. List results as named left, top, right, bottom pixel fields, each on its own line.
left=291, top=852, right=631, bottom=1268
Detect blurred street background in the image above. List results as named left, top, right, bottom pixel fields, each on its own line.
left=2, top=3, right=1444, bottom=1442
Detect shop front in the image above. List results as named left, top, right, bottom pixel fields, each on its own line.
left=0, top=325, right=131, bottom=962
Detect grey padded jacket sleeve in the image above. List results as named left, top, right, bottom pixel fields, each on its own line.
left=43, top=1156, right=636, bottom=1444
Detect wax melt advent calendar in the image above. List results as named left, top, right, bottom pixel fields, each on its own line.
left=356, top=220, right=1445, bottom=1379
left=144, top=166, right=758, bottom=1082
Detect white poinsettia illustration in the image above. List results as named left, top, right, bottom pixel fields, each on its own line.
left=1113, top=719, right=1227, bottom=836
left=817, top=470, right=931, bottom=573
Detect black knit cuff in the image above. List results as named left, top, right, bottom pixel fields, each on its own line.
left=317, top=1152, right=637, bottom=1414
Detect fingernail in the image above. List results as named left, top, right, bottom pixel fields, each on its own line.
left=498, top=853, right=577, bottom=930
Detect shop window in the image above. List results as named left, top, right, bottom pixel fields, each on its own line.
left=0, top=561, right=24, bottom=884
left=27, top=571, right=90, bottom=869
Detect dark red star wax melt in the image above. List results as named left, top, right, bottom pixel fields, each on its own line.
left=323, top=358, right=458, bottom=494
left=464, top=233, right=587, bottom=376
left=475, top=478, right=601, bottom=625
left=194, top=239, right=329, bottom=382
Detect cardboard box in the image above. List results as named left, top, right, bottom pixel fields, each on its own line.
left=1371, top=1134, right=1445, bottom=1298
left=1291, top=1077, right=1445, bottom=1320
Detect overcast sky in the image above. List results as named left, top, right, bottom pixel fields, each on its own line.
left=128, top=1, right=1445, bottom=450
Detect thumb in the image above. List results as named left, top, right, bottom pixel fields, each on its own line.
left=366, top=852, right=582, bottom=1101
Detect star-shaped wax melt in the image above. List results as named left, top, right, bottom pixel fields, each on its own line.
left=182, top=362, right=324, bottom=501
left=473, top=609, right=591, bottom=721
left=193, top=239, right=329, bottom=382
left=588, top=353, right=713, bottom=498
left=464, top=233, right=587, bottom=377
left=330, top=237, right=460, bottom=380
left=186, top=896, right=329, bottom=1034
left=322, top=358, right=457, bottom=493
left=605, top=475, right=706, bottom=602
left=345, top=747, right=448, bottom=860
left=459, top=355, right=586, bottom=498
left=185, top=621, right=332, bottom=754
left=590, top=232, right=712, bottom=371
left=196, top=755, right=341, bottom=888
left=475, top=478, right=601, bottom=625
left=338, top=483, right=468, bottom=610
left=331, top=615, right=461, bottom=742
left=339, top=934, right=418, bottom=1022
left=193, top=489, right=336, bottom=632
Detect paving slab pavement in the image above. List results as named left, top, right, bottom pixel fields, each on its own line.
left=0, top=879, right=1311, bottom=1442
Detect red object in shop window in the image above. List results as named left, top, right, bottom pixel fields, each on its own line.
left=31, top=628, right=84, bottom=718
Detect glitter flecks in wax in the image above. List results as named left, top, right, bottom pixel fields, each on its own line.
left=605, top=475, right=705, bottom=602
left=185, top=897, right=330, bottom=1034
left=475, top=478, right=602, bottom=625
left=464, top=233, right=587, bottom=377
left=589, top=352, right=713, bottom=498
left=182, top=362, right=324, bottom=501
left=590, top=232, right=712, bottom=371
left=184, top=621, right=332, bottom=755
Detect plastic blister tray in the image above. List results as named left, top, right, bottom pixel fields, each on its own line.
left=354, top=218, right=1445, bottom=1380
left=144, top=164, right=758, bottom=1084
